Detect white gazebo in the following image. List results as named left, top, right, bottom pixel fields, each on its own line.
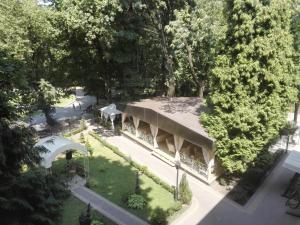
left=99, top=104, right=122, bottom=130
left=35, top=136, right=89, bottom=178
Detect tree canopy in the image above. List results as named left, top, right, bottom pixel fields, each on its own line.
left=0, top=0, right=299, bottom=206
left=201, top=0, right=298, bottom=174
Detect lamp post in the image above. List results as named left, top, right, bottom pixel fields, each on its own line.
left=174, top=151, right=181, bottom=201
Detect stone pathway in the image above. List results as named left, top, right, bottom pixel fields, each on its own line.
left=31, top=87, right=96, bottom=125
left=71, top=186, right=149, bottom=225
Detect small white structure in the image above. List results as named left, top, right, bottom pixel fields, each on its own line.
left=283, top=150, right=300, bottom=174
left=99, top=104, right=122, bottom=130
left=35, top=136, right=89, bottom=177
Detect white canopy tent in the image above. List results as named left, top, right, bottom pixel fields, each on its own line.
left=283, top=150, right=300, bottom=174
left=99, top=104, right=122, bottom=130
left=35, top=136, right=89, bottom=177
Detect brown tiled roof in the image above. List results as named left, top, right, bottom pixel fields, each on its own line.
left=117, top=97, right=215, bottom=150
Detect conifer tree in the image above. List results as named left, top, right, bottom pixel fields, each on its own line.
left=178, top=173, right=192, bottom=204
left=202, top=0, right=298, bottom=174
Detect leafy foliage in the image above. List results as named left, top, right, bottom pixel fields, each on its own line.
left=202, top=0, right=299, bottom=174
left=36, top=79, right=59, bottom=125
left=178, top=173, right=192, bottom=204
left=80, top=133, right=85, bottom=144
left=127, top=194, right=146, bottom=210
left=86, top=139, right=94, bottom=158
left=79, top=203, right=92, bottom=225
left=167, top=0, right=226, bottom=97
left=150, top=207, right=168, bottom=225
left=135, top=171, right=141, bottom=194
left=91, top=220, right=104, bottom=225
left=0, top=4, right=69, bottom=223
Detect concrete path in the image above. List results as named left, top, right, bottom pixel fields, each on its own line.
left=31, top=87, right=96, bottom=125
left=71, top=186, right=149, bottom=225
left=102, top=130, right=300, bottom=225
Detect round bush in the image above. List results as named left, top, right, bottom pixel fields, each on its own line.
left=127, top=194, right=146, bottom=210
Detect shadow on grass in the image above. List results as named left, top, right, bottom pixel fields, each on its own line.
left=52, top=150, right=175, bottom=224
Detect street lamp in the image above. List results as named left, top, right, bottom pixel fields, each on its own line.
left=174, top=151, right=181, bottom=201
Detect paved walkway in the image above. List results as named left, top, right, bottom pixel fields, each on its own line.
left=101, top=128, right=300, bottom=225
left=31, top=87, right=96, bottom=125
left=71, top=186, right=149, bottom=225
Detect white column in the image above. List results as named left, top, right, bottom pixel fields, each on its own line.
left=104, top=113, right=109, bottom=122
left=110, top=114, right=116, bottom=130
left=132, top=116, right=140, bottom=137
left=174, top=135, right=184, bottom=153
left=121, top=113, right=127, bottom=130
left=150, top=124, right=159, bottom=148
left=202, top=147, right=215, bottom=176
left=174, top=135, right=184, bottom=162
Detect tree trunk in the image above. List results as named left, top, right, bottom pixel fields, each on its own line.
left=184, top=39, right=205, bottom=99
left=167, top=72, right=176, bottom=97
left=286, top=135, right=290, bottom=153
left=156, top=13, right=175, bottom=97
left=294, top=101, right=299, bottom=124
left=96, top=95, right=100, bottom=105
left=44, top=110, right=56, bottom=126
left=198, top=82, right=205, bottom=99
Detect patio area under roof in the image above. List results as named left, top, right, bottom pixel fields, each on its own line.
left=117, top=97, right=215, bottom=151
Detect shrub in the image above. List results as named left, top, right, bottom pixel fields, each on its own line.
left=91, top=220, right=104, bottom=225
left=64, top=126, right=87, bottom=137
left=135, top=171, right=141, bottom=194
left=80, top=133, right=85, bottom=143
left=80, top=119, right=87, bottom=130
left=140, top=165, right=148, bottom=174
left=179, top=173, right=192, bottom=204
left=98, top=165, right=107, bottom=173
left=218, top=176, right=229, bottom=186
left=242, top=168, right=264, bottom=187
left=150, top=208, right=168, bottom=225
left=229, top=186, right=249, bottom=205
left=127, top=194, right=146, bottom=210
left=167, top=202, right=182, bottom=216
left=86, top=179, right=98, bottom=188
left=79, top=203, right=92, bottom=225
left=121, top=191, right=134, bottom=204
left=85, top=139, right=94, bottom=158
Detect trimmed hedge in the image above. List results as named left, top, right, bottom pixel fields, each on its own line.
left=63, top=126, right=86, bottom=137
left=88, top=132, right=174, bottom=193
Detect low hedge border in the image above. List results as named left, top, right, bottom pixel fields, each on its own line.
left=89, top=131, right=174, bottom=193
left=63, top=126, right=86, bottom=137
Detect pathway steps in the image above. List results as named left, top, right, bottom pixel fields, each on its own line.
left=71, top=186, right=149, bottom=225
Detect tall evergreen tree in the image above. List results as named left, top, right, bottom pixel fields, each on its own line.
left=291, top=0, right=300, bottom=123
left=202, top=0, right=298, bottom=174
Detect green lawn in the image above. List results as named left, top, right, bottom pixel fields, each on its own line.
left=59, top=196, right=115, bottom=225
left=55, top=94, right=76, bottom=108
left=53, top=133, right=179, bottom=222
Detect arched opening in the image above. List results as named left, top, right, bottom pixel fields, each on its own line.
left=35, top=136, right=89, bottom=184
left=137, top=120, right=153, bottom=145
left=156, top=129, right=176, bottom=157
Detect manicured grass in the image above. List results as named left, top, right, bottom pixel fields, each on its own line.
left=59, top=196, right=115, bottom=225
left=53, top=133, right=179, bottom=222
left=55, top=94, right=76, bottom=108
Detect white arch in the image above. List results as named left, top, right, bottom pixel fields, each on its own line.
left=35, top=136, right=88, bottom=168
